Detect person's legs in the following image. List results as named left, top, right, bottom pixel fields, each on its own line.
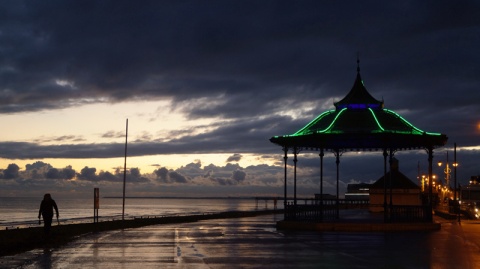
left=43, top=216, right=53, bottom=235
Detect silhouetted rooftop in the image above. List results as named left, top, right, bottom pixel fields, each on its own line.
left=371, top=170, right=420, bottom=189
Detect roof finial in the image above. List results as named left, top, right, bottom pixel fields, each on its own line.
left=356, top=52, right=360, bottom=73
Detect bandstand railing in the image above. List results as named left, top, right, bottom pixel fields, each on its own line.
left=386, top=205, right=432, bottom=223
left=285, top=200, right=432, bottom=223
left=284, top=199, right=369, bottom=222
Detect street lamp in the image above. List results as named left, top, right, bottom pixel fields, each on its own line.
left=421, top=174, right=436, bottom=198
left=437, top=151, right=451, bottom=190
left=438, top=151, right=458, bottom=200
left=421, top=174, right=437, bottom=192
left=452, top=161, right=459, bottom=198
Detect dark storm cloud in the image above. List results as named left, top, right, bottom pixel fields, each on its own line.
left=45, top=166, right=76, bottom=180
left=169, top=172, right=188, bottom=183
left=226, top=153, right=242, bottom=163
left=76, top=166, right=150, bottom=183
left=232, top=170, right=246, bottom=182
left=1, top=163, right=19, bottom=179
left=1, top=1, right=478, bottom=118
left=25, top=161, right=52, bottom=171
left=154, top=167, right=169, bottom=181
left=153, top=167, right=189, bottom=184
left=0, top=160, right=153, bottom=193
left=151, top=161, right=265, bottom=186
left=97, top=170, right=118, bottom=182
left=1, top=0, right=480, bottom=187
left=77, top=166, right=98, bottom=181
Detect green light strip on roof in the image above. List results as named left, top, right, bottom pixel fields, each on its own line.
left=316, top=108, right=347, bottom=134
left=293, top=110, right=335, bottom=136
left=383, top=109, right=442, bottom=135
left=368, top=108, right=385, bottom=132
left=284, top=107, right=443, bottom=138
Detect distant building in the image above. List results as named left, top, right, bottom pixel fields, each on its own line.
left=345, top=183, right=371, bottom=200
left=469, top=175, right=480, bottom=185
left=369, top=158, right=421, bottom=212
left=461, top=175, right=480, bottom=202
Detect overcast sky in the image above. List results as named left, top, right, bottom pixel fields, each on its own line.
left=0, top=1, right=479, bottom=198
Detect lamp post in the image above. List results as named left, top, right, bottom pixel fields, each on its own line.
left=437, top=146, right=459, bottom=214
left=437, top=151, right=451, bottom=190
left=453, top=143, right=458, bottom=203
left=421, top=175, right=426, bottom=192
left=437, top=152, right=451, bottom=213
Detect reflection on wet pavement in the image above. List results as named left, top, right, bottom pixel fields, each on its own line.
left=4, top=215, right=480, bottom=268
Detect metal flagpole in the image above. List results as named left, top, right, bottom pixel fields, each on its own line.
left=122, top=119, right=128, bottom=221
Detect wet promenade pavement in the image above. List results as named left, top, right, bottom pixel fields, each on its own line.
left=2, top=214, right=480, bottom=269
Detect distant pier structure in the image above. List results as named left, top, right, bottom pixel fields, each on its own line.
left=255, top=197, right=279, bottom=209
left=254, top=197, right=319, bottom=209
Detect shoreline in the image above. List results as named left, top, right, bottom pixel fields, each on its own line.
left=0, top=209, right=282, bottom=257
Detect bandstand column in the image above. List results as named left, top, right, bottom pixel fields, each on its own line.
left=383, top=149, right=388, bottom=222
left=427, top=146, right=434, bottom=222
left=293, top=147, right=298, bottom=206
left=319, top=149, right=324, bottom=222
left=389, top=149, right=394, bottom=207
left=335, top=149, right=340, bottom=219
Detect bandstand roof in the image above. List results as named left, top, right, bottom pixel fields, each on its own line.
left=270, top=66, right=448, bottom=151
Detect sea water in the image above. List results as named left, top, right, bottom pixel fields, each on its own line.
left=0, top=197, right=280, bottom=229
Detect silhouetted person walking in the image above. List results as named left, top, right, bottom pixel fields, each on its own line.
left=38, top=193, right=59, bottom=235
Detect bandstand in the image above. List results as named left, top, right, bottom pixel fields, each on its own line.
left=270, top=62, right=448, bottom=224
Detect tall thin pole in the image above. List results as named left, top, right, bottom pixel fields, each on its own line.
left=283, top=147, right=288, bottom=218
left=454, top=143, right=457, bottom=201
left=446, top=151, right=450, bottom=188
left=122, top=119, right=128, bottom=221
